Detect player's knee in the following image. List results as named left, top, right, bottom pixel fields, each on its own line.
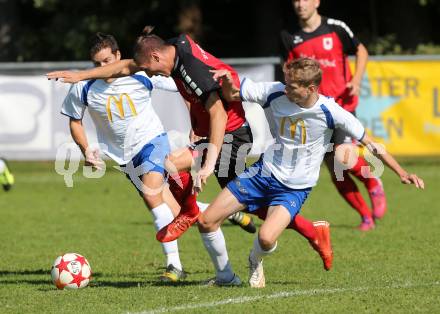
left=143, top=193, right=162, bottom=209
left=258, top=230, right=276, bottom=250
left=198, top=212, right=223, bottom=232
left=197, top=213, right=215, bottom=232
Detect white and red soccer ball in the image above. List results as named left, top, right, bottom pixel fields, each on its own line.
left=51, top=253, right=91, bottom=289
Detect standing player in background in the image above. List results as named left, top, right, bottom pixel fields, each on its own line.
left=60, top=33, right=189, bottom=282
left=0, top=158, right=14, bottom=191
left=281, top=0, right=386, bottom=230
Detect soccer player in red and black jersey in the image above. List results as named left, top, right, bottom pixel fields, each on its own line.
left=133, top=29, right=260, bottom=241
left=47, top=27, right=257, bottom=238
left=281, top=0, right=386, bottom=231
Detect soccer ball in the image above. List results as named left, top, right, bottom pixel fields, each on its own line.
left=51, top=253, right=92, bottom=289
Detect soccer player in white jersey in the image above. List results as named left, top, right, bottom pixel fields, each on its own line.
left=60, top=33, right=188, bottom=282
left=196, top=58, right=424, bottom=288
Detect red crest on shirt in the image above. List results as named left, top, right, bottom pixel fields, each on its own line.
left=323, top=37, right=333, bottom=50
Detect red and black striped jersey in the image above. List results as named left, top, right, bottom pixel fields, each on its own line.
left=281, top=17, right=360, bottom=112
left=168, top=34, right=246, bottom=137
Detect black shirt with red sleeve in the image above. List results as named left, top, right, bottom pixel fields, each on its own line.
left=281, top=17, right=360, bottom=112
left=168, top=34, right=246, bottom=137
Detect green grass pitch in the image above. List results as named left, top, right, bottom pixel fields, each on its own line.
left=0, top=159, right=439, bottom=313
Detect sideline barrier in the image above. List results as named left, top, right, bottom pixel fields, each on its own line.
left=1, top=56, right=439, bottom=159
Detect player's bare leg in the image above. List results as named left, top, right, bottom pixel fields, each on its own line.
left=161, top=185, right=180, bottom=217
left=165, top=147, right=193, bottom=173
left=253, top=207, right=332, bottom=271
left=141, top=172, right=186, bottom=282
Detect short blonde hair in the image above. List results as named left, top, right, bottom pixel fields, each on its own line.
left=284, top=58, right=322, bottom=87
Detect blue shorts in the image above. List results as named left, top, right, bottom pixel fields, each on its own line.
left=227, top=160, right=311, bottom=220
left=122, top=133, right=170, bottom=191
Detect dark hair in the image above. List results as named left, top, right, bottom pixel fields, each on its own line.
left=89, top=32, right=119, bottom=58
left=133, top=25, right=167, bottom=65
left=284, top=58, right=322, bottom=87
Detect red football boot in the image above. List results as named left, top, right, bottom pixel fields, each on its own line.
left=156, top=210, right=200, bottom=243
left=309, top=221, right=333, bottom=271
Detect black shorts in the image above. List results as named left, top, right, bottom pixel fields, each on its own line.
left=190, top=125, right=253, bottom=188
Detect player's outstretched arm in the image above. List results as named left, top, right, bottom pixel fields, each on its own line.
left=211, top=69, right=241, bottom=102
left=46, top=59, right=140, bottom=83
left=361, top=134, right=424, bottom=189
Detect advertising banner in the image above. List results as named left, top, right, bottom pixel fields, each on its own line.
left=355, top=60, right=440, bottom=156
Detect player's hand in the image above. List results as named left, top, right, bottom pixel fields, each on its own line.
left=400, top=173, right=425, bottom=189
left=193, top=165, right=215, bottom=194
left=46, top=70, right=82, bottom=83
left=346, top=80, right=361, bottom=96
left=210, top=69, right=239, bottom=101
left=210, top=69, right=231, bottom=82
left=85, top=148, right=105, bottom=171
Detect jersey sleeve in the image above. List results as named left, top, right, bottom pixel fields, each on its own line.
left=61, top=82, right=87, bottom=120
left=327, top=100, right=365, bottom=140
left=280, top=30, right=293, bottom=62
left=240, top=78, right=285, bottom=108
left=149, top=75, right=179, bottom=92
left=180, top=54, right=221, bottom=104
left=327, top=18, right=360, bottom=55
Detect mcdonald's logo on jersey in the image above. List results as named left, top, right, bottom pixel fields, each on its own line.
left=106, top=93, right=138, bottom=122
left=280, top=117, right=307, bottom=144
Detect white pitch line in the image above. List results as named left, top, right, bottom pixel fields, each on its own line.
left=127, top=281, right=440, bottom=314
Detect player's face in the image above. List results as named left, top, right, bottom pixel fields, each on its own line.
left=92, top=47, right=121, bottom=67
left=292, top=0, right=319, bottom=21
left=137, top=51, right=171, bottom=77
left=284, top=75, right=314, bottom=105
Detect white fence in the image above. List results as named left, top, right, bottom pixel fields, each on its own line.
left=0, top=58, right=278, bottom=160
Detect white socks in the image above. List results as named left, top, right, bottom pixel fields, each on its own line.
left=251, top=236, right=277, bottom=262
left=151, top=203, right=182, bottom=270
left=201, top=229, right=234, bottom=282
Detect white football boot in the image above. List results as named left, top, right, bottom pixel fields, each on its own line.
left=248, top=250, right=265, bottom=288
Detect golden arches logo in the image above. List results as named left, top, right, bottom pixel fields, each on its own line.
left=106, top=93, right=137, bottom=122
left=280, top=117, right=306, bottom=144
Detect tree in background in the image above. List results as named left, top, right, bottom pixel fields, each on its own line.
left=0, top=0, right=439, bottom=62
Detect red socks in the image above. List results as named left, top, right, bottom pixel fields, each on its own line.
left=168, top=172, right=199, bottom=216
left=349, top=156, right=379, bottom=191
left=288, top=214, right=317, bottom=242
left=333, top=173, right=372, bottom=219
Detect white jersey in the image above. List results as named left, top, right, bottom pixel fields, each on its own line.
left=240, top=78, right=365, bottom=189
left=61, top=72, right=178, bottom=164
